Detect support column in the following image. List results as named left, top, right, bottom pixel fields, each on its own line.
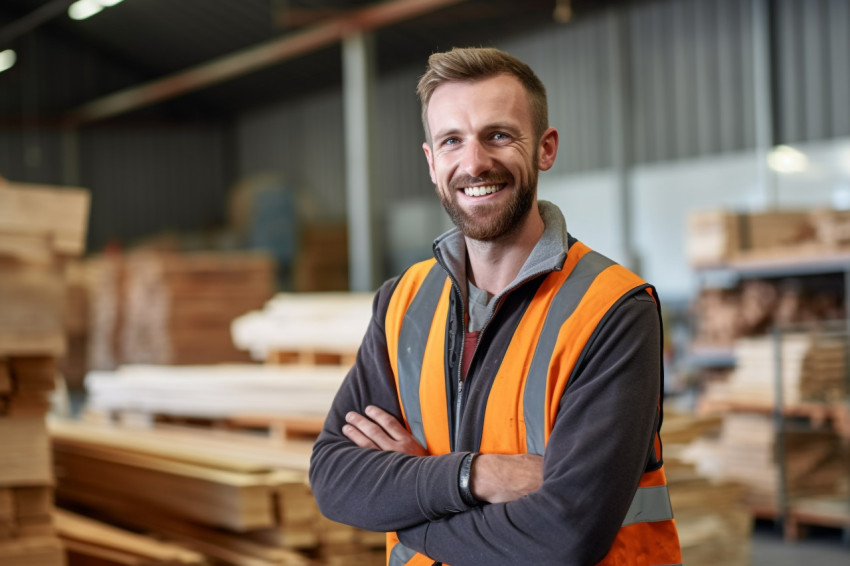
left=608, top=7, right=639, bottom=273
left=752, top=0, right=776, bottom=208
left=343, top=31, right=380, bottom=291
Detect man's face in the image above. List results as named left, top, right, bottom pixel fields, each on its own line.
left=422, top=74, right=541, bottom=242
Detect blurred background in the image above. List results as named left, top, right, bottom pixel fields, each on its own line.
left=0, top=0, right=848, bottom=565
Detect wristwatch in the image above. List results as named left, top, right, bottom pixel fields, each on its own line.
left=458, top=452, right=480, bottom=506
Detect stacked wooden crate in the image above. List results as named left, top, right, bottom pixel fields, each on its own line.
left=0, top=181, right=91, bottom=566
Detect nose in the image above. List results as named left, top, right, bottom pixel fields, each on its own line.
left=460, top=139, right=493, bottom=178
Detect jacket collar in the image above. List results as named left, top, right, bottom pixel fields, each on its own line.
left=432, top=200, right=570, bottom=303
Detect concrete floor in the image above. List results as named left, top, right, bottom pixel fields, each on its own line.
left=751, top=520, right=849, bottom=566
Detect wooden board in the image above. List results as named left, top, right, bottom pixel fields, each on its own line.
left=0, top=182, right=90, bottom=258
left=55, top=508, right=204, bottom=565
left=231, top=292, right=373, bottom=362
left=0, top=416, right=52, bottom=486
left=0, top=267, right=67, bottom=357
left=0, top=535, right=65, bottom=566
left=82, top=364, right=346, bottom=421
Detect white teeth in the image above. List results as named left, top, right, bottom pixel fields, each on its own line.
left=463, top=185, right=502, bottom=197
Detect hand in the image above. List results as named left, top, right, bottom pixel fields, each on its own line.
left=471, top=453, right=543, bottom=504
left=342, top=405, right=428, bottom=457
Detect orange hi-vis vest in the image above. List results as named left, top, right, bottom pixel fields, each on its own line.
left=383, top=241, right=682, bottom=566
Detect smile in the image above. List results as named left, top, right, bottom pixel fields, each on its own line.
left=463, top=184, right=504, bottom=197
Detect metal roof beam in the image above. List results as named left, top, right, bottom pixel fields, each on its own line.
left=63, top=0, right=466, bottom=125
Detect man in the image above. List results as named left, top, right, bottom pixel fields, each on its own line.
left=309, top=47, right=681, bottom=566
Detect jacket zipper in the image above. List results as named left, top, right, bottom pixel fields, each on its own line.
left=447, top=267, right=556, bottom=449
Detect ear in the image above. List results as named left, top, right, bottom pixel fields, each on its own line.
left=537, top=127, right=559, bottom=171
left=422, top=142, right=437, bottom=184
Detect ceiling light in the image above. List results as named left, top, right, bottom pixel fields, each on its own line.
left=98, top=0, right=125, bottom=7
left=68, top=0, right=104, bottom=21
left=0, top=49, right=16, bottom=73
left=767, top=145, right=808, bottom=174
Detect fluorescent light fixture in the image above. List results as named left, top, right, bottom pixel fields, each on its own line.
left=767, top=144, right=808, bottom=174
left=0, top=49, right=16, bottom=73
left=69, top=0, right=104, bottom=20
left=98, top=0, right=125, bottom=7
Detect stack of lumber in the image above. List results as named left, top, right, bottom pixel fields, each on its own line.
left=701, top=332, right=847, bottom=406
left=682, top=412, right=848, bottom=512
left=60, top=261, right=90, bottom=389
left=686, top=207, right=850, bottom=267
left=231, top=293, right=373, bottom=364
left=85, top=252, right=125, bottom=372
left=0, top=180, right=91, bottom=566
left=82, top=364, right=346, bottom=436
left=88, top=250, right=276, bottom=369
left=691, top=279, right=844, bottom=349
left=293, top=223, right=349, bottom=292
left=662, top=412, right=752, bottom=566
left=55, top=508, right=205, bottom=565
left=50, top=419, right=384, bottom=565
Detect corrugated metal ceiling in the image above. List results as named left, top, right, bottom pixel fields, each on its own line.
left=0, top=0, right=627, bottom=123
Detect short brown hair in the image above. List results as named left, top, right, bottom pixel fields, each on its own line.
left=416, top=47, right=549, bottom=144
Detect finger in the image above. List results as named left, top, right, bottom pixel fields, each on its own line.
left=342, top=423, right=379, bottom=450
left=364, top=405, right=410, bottom=441
left=345, top=411, right=393, bottom=448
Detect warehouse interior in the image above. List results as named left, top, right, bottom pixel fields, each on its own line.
left=1, top=0, right=849, bottom=564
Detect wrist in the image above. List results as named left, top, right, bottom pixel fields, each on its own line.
left=458, top=452, right=480, bottom=506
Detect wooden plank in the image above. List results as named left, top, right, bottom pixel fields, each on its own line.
left=50, top=418, right=312, bottom=474
left=0, top=267, right=67, bottom=357
left=0, top=360, right=11, bottom=394
left=53, top=446, right=277, bottom=532
left=0, top=182, right=90, bottom=257
left=0, top=416, right=52, bottom=486
left=0, top=489, right=13, bottom=523
left=10, top=356, right=57, bottom=390
left=14, top=486, right=53, bottom=519
left=0, top=535, right=65, bottom=566
left=0, top=233, right=54, bottom=265
left=54, top=508, right=205, bottom=565
left=57, top=491, right=314, bottom=566
left=82, top=364, right=345, bottom=422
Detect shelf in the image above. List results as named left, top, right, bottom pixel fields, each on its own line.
left=699, top=398, right=850, bottom=432
left=685, top=345, right=736, bottom=369
left=694, top=249, right=850, bottom=279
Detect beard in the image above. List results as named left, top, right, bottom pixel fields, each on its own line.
left=436, top=167, right=538, bottom=242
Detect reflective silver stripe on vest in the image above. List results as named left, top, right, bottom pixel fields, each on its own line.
left=397, top=263, right=447, bottom=450
left=621, top=485, right=675, bottom=526
left=523, top=251, right=615, bottom=455
left=389, top=541, right=419, bottom=566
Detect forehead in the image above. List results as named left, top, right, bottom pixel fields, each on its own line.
left=426, top=74, right=532, bottom=133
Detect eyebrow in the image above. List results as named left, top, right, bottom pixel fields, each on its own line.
left=433, top=122, right=521, bottom=141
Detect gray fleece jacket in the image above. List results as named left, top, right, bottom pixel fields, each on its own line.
left=309, top=201, right=665, bottom=566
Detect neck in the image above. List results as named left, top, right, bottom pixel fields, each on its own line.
left=465, top=204, right=545, bottom=296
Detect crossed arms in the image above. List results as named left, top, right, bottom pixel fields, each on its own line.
left=343, top=404, right=543, bottom=504
left=308, top=284, right=662, bottom=565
